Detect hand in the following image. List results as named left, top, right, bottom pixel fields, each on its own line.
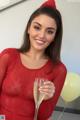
left=39, top=80, right=55, bottom=100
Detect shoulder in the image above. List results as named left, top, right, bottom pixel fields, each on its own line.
left=0, top=48, right=16, bottom=54
left=0, top=48, right=19, bottom=61
left=53, top=61, right=67, bottom=80
left=45, top=60, right=67, bottom=79
left=0, top=48, right=19, bottom=66
left=0, top=48, right=19, bottom=57
left=56, top=61, right=67, bottom=73
left=49, top=60, right=67, bottom=75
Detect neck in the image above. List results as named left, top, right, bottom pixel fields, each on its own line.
left=25, top=48, right=47, bottom=60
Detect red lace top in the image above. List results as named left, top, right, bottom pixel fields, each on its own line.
left=0, top=48, right=67, bottom=120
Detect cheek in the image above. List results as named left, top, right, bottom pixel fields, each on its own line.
left=46, top=35, right=55, bottom=43
left=28, top=27, right=36, bottom=37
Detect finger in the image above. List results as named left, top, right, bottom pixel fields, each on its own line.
left=39, top=85, right=55, bottom=95
left=44, top=81, right=55, bottom=88
left=39, top=83, right=55, bottom=91
left=39, top=87, right=55, bottom=94
left=43, top=80, right=53, bottom=84
left=39, top=91, right=54, bottom=99
left=39, top=88, right=55, bottom=95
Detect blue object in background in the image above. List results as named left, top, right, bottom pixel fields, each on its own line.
left=0, top=115, right=5, bottom=120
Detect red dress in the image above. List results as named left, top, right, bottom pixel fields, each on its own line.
left=0, top=48, right=67, bottom=120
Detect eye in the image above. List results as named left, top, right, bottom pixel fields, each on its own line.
left=47, top=30, right=55, bottom=35
left=33, top=25, right=40, bottom=30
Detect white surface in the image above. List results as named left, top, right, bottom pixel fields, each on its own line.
left=0, top=0, right=10, bottom=7
left=0, top=0, right=45, bottom=50
left=52, top=111, right=80, bottom=120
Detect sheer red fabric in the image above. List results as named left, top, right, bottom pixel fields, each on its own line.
left=0, top=48, right=67, bottom=120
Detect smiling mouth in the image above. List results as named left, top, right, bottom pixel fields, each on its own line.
left=36, top=39, right=46, bottom=45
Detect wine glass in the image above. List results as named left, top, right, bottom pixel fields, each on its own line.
left=33, top=78, right=45, bottom=120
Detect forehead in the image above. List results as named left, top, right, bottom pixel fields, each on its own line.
left=31, top=14, right=57, bottom=28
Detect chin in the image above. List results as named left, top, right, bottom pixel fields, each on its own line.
left=34, top=45, right=45, bottom=51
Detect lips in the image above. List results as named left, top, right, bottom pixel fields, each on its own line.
left=36, top=39, right=46, bottom=45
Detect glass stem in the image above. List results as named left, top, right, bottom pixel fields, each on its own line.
left=34, top=106, right=39, bottom=120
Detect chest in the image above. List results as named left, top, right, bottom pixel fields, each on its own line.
left=1, top=59, right=55, bottom=100
left=2, top=67, right=36, bottom=100
left=20, top=53, right=49, bottom=69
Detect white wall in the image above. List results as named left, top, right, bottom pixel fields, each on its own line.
left=57, top=0, right=80, bottom=74
left=0, top=0, right=45, bottom=50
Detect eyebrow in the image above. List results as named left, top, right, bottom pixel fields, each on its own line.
left=33, top=22, right=56, bottom=30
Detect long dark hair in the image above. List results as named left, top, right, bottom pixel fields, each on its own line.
left=18, top=7, right=63, bottom=63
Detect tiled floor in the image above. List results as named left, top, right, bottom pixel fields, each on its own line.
left=51, top=111, right=80, bottom=120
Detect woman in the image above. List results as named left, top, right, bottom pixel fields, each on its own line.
left=0, top=0, right=67, bottom=120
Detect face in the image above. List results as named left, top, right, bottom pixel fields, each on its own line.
left=28, top=14, right=57, bottom=51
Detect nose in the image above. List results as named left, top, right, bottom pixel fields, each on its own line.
left=39, top=30, right=45, bottom=38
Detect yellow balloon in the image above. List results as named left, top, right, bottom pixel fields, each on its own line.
left=61, top=72, right=80, bottom=102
